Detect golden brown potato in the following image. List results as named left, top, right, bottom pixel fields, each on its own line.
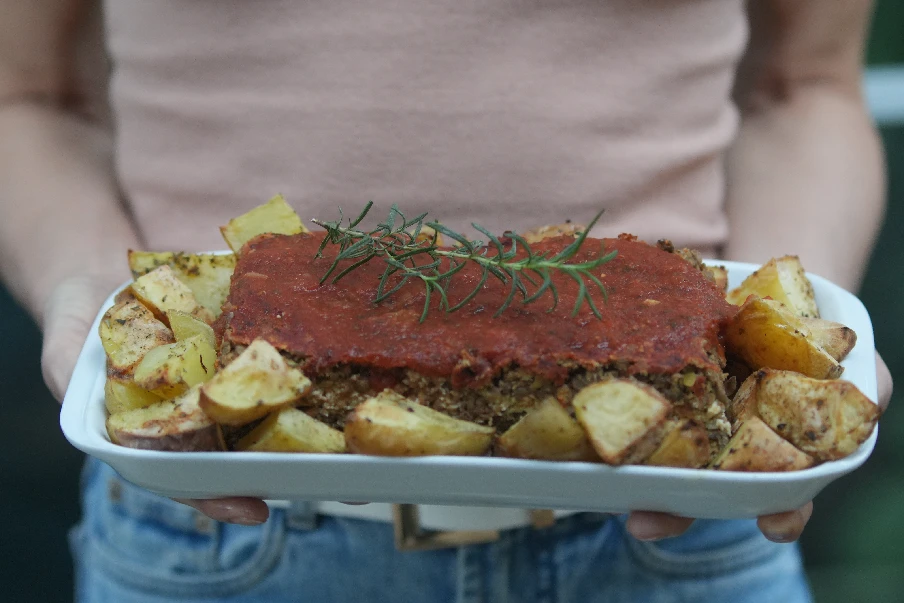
left=413, top=224, right=444, bottom=246
left=220, top=194, right=308, bottom=254
left=199, top=339, right=312, bottom=426
left=802, top=317, right=857, bottom=362
left=704, top=264, right=729, bottom=293
left=572, top=380, right=671, bottom=465
left=726, top=256, right=819, bottom=318
left=133, top=334, right=217, bottom=398
left=520, top=222, right=586, bottom=244
left=130, top=265, right=214, bottom=325
left=344, top=391, right=495, bottom=456
left=104, top=378, right=164, bottom=415
left=129, top=251, right=236, bottom=316
left=711, top=417, right=815, bottom=471
left=643, top=419, right=711, bottom=469
left=730, top=369, right=879, bottom=461
left=235, top=407, right=345, bottom=453
left=724, top=296, right=842, bottom=379
left=167, top=310, right=217, bottom=350
left=496, top=398, right=599, bottom=462
left=99, top=300, right=175, bottom=374
left=106, top=386, right=223, bottom=451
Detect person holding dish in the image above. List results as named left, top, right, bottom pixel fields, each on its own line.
left=0, top=0, right=894, bottom=602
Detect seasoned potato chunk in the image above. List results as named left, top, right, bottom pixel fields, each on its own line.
left=199, top=339, right=312, bottom=426
left=643, top=419, right=711, bottom=469
left=344, top=391, right=494, bottom=456
left=496, top=398, right=599, bottom=462
left=726, top=256, right=819, bottom=318
left=99, top=300, right=174, bottom=374
left=704, top=264, right=729, bottom=293
left=724, top=296, right=842, bottom=379
left=520, top=222, right=586, bottom=244
left=711, top=417, right=815, bottom=471
left=572, top=380, right=670, bottom=465
left=167, top=310, right=217, bottom=350
left=129, top=251, right=236, bottom=316
left=235, top=407, right=345, bottom=453
left=133, top=334, right=217, bottom=398
left=730, top=369, right=879, bottom=461
left=106, top=386, right=222, bottom=451
left=220, top=194, right=308, bottom=254
left=104, top=378, right=164, bottom=415
left=803, top=317, right=857, bottom=362
left=130, top=265, right=214, bottom=325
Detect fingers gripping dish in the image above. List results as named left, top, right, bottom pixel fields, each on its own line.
left=100, top=199, right=880, bottom=475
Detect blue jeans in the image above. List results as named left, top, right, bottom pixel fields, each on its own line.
left=70, top=458, right=813, bottom=603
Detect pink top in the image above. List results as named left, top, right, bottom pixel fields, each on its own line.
left=104, top=0, right=747, bottom=257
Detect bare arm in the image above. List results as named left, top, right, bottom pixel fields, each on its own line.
left=725, top=0, right=885, bottom=292
left=630, top=0, right=891, bottom=544
left=0, top=0, right=141, bottom=323
left=0, top=3, right=269, bottom=525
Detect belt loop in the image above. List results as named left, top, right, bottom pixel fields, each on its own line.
left=286, top=501, right=318, bottom=531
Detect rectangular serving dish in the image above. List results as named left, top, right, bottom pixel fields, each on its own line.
left=60, top=260, right=879, bottom=519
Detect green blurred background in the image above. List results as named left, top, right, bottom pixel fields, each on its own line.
left=0, top=3, right=902, bottom=602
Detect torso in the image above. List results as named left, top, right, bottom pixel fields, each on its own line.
left=104, top=0, right=747, bottom=255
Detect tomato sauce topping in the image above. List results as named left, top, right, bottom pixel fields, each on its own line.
left=218, top=233, right=737, bottom=387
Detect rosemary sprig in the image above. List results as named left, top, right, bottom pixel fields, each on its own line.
left=311, top=203, right=617, bottom=322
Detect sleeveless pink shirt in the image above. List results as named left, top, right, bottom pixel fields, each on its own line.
left=104, top=0, right=747, bottom=255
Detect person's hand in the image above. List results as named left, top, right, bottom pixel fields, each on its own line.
left=625, top=352, right=894, bottom=543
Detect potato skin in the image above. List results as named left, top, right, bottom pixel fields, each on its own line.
left=344, top=391, right=494, bottom=457
left=106, top=387, right=223, bottom=452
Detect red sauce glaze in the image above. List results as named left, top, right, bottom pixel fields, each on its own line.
left=217, top=233, right=738, bottom=387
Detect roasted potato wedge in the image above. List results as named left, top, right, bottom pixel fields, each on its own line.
left=711, top=417, right=815, bottom=471
left=730, top=369, right=879, bottom=461
left=803, top=317, right=857, bottom=362
left=106, top=386, right=223, bottom=451
left=704, top=264, right=729, bottom=292
left=167, top=310, right=217, bottom=349
left=643, top=419, right=711, bottom=469
left=724, top=296, right=842, bottom=379
left=572, top=380, right=671, bottom=465
left=199, top=339, right=312, bottom=426
left=235, top=407, right=345, bottom=453
left=344, top=391, right=494, bottom=456
left=130, top=265, right=214, bottom=325
left=726, top=255, right=819, bottom=318
left=129, top=251, right=236, bottom=316
left=99, top=300, right=175, bottom=374
left=104, top=377, right=164, bottom=415
left=220, top=194, right=308, bottom=254
left=496, top=397, right=599, bottom=462
left=520, top=222, right=586, bottom=244
left=133, top=334, right=217, bottom=398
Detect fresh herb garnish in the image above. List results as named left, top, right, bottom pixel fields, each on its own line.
left=311, top=203, right=616, bottom=322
